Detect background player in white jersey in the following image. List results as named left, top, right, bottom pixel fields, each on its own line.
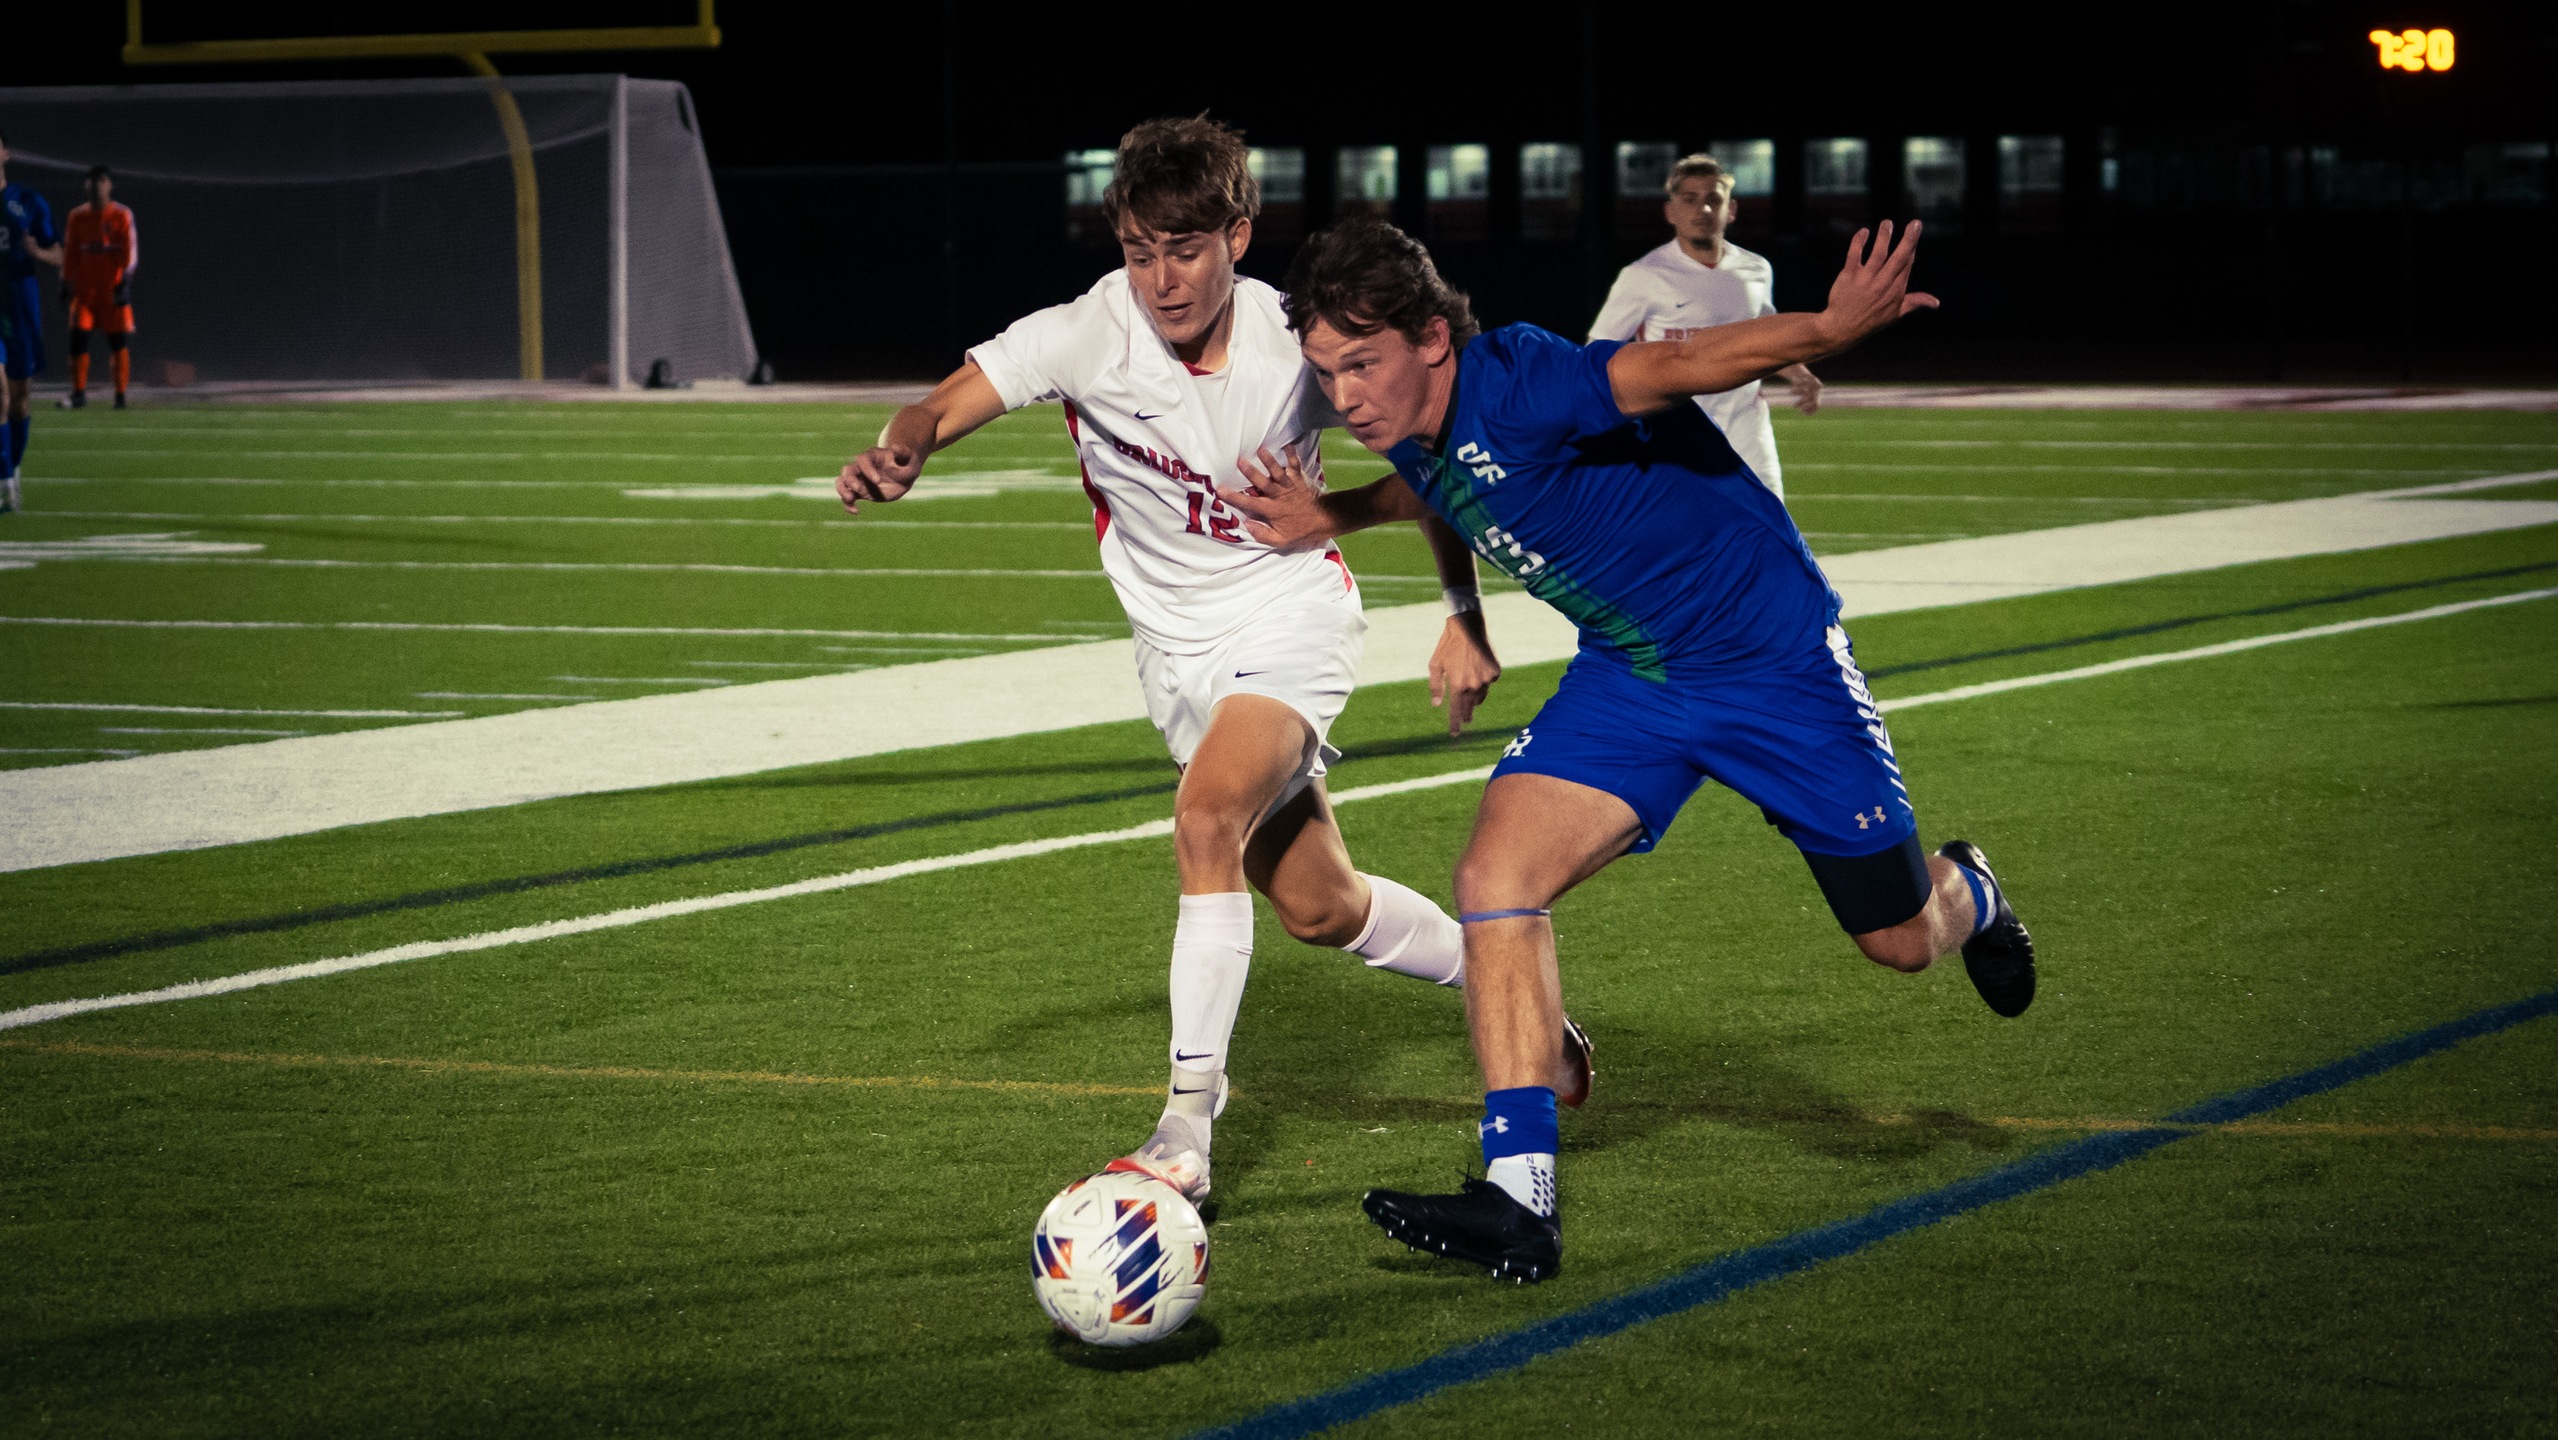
left=835, top=117, right=1590, bottom=1201
left=1589, top=154, right=1820, bottom=497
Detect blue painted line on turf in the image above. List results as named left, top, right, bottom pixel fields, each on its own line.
left=1189, top=985, right=2558, bottom=1440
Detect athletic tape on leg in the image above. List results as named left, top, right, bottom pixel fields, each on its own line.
left=1458, top=908, right=1551, bottom=924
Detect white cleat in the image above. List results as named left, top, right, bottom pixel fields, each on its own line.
left=1110, top=1111, right=1213, bottom=1202
left=0, top=473, right=18, bottom=514
left=1106, top=1071, right=1228, bottom=1202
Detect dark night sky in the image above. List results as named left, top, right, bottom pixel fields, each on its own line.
left=9, top=2, right=2552, bottom=166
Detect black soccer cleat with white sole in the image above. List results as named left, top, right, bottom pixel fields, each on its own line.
left=1362, top=1179, right=1561, bottom=1283
left=1938, top=840, right=2034, bottom=1017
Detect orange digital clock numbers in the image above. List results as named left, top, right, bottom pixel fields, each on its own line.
left=2370, top=27, right=2454, bottom=72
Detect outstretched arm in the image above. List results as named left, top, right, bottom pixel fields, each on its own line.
left=836, top=361, right=1010, bottom=514
left=1607, top=221, right=1934, bottom=416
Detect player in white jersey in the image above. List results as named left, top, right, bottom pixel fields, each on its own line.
left=1589, top=154, right=1821, bottom=497
left=836, top=117, right=1591, bottom=1201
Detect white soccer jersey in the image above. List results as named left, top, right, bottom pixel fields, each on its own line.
left=1589, top=240, right=1786, bottom=496
left=969, top=270, right=1354, bottom=655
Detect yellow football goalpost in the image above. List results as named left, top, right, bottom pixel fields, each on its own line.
left=121, top=0, right=724, bottom=383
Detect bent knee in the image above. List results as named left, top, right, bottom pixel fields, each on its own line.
left=1275, top=894, right=1366, bottom=948
left=1855, top=929, right=1935, bottom=973
left=1171, top=805, right=1251, bottom=864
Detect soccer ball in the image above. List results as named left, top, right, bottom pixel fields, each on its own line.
left=1031, top=1166, right=1209, bottom=1347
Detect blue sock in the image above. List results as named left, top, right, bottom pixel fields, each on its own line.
left=1957, top=863, right=1996, bottom=937
left=7, top=415, right=26, bottom=474
left=1481, top=1086, right=1559, bottom=1216
left=1479, top=1086, right=1559, bottom=1166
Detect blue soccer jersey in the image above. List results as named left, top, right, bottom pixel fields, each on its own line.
left=1389, top=323, right=1916, bottom=863
left=1386, top=322, right=1836, bottom=682
left=0, top=184, right=57, bottom=378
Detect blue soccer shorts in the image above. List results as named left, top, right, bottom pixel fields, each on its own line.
left=1, top=306, right=39, bottom=378
left=1491, top=623, right=1918, bottom=861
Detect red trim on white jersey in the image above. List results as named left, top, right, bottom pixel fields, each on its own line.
left=1324, top=550, right=1354, bottom=592
left=1062, top=400, right=1110, bottom=541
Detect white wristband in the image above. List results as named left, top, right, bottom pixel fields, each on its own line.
left=1443, top=587, right=1483, bottom=617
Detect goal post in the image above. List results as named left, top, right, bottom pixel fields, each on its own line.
left=0, top=75, right=757, bottom=388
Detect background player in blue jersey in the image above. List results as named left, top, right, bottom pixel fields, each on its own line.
left=1220, top=217, right=2033, bottom=1282
left=0, top=130, right=64, bottom=510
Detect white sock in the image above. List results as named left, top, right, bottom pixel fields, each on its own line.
left=1345, top=873, right=1466, bottom=987
left=1167, top=891, right=1254, bottom=1077
left=1158, top=1061, right=1220, bottom=1151
left=1486, top=1153, right=1557, bottom=1217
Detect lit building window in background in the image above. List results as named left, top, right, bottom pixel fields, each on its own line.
left=1337, top=145, right=1399, bottom=217
left=1427, top=145, right=1490, bottom=202
left=1250, top=147, right=1307, bottom=244
left=1615, top=141, right=1677, bottom=196
left=1904, top=136, right=1965, bottom=216
left=1428, top=145, right=1490, bottom=242
left=1520, top=142, right=1583, bottom=240
left=1999, top=136, right=2065, bottom=197
left=1521, top=143, right=1582, bottom=201
left=1064, top=148, right=1117, bottom=242
left=1064, top=149, right=1116, bottom=208
left=1248, top=147, right=1305, bottom=204
left=1805, top=138, right=1868, bottom=195
left=1710, top=139, right=1776, bottom=197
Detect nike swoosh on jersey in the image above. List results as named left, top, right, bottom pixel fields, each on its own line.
left=1134, top=411, right=1164, bottom=420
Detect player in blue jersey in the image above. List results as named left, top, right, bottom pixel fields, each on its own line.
left=0, top=131, right=63, bottom=512
left=1219, top=217, right=2033, bottom=1282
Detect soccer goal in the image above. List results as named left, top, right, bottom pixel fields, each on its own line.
left=0, top=75, right=756, bottom=387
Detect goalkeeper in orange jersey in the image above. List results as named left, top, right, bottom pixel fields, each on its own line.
left=58, top=166, right=134, bottom=411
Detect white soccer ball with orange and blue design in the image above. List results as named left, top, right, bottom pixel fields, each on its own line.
left=1031, top=1167, right=1209, bottom=1346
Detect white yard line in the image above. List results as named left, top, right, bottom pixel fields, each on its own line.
left=0, top=701, right=459, bottom=718
left=3, top=483, right=2554, bottom=875
left=0, top=617, right=1082, bottom=642
left=13, top=585, right=2555, bottom=1032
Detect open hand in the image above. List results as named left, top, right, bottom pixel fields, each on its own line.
left=836, top=444, right=923, bottom=514
left=1429, top=612, right=1501, bottom=735
left=1813, top=221, right=1938, bottom=353
left=1219, top=445, right=1336, bottom=551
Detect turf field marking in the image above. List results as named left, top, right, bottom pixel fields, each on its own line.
left=1866, top=558, right=2558, bottom=680
left=3, top=583, right=2548, bottom=993
left=0, top=1037, right=1161, bottom=1099
left=2, top=554, right=1447, bottom=583
left=1187, top=985, right=2558, bottom=1440
left=4, top=1036, right=2546, bottom=1141
left=0, top=769, right=1493, bottom=1029
left=0, top=617, right=1077, bottom=642
left=1880, top=587, right=2558, bottom=713
left=0, top=776, right=1196, bottom=977
left=0, top=746, right=141, bottom=756
left=0, top=700, right=460, bottom=717
left=98, top=727, right=306, bottom=737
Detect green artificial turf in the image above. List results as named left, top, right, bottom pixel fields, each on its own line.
left=2, top=402, right=2555, bottom=1437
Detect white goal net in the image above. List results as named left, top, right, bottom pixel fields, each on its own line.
left=0, top=75, right=757, bottom=387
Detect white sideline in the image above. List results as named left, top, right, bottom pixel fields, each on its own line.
left=2, top=478, right=2555, bottom=875
left=11, top=585, right=2555, bottom=1033
left=0, top=767, right=1495, bottom=1032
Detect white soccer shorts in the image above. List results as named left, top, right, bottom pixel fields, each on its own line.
left=1133, top=594, right=1367, bottom=805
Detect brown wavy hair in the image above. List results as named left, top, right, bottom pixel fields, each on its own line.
left=1282, top=218, right=1481, bottom=348
left=1101, top=115, right=1260, bottom=238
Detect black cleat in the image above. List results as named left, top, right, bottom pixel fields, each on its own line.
left=1362, top=1179, right=1561, bottom=1283
left=1939, top=840, right=2034, bottom=1017
left=1557, top=1013, right=1594, bottom=1109
left=55, top=390, right=83, bottom=410
left=112, top=392, right=127, bottom=410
